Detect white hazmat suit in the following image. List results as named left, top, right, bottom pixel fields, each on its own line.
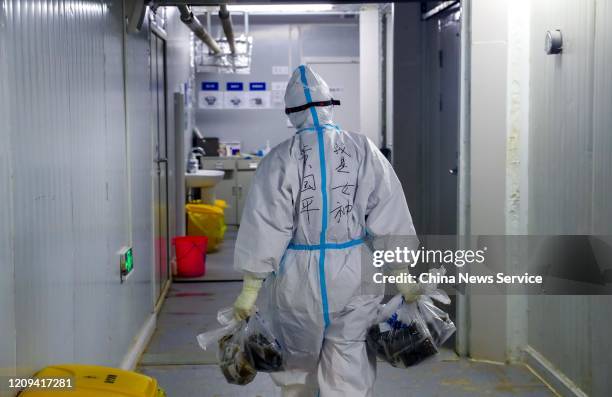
left=233, top=65, right=418, bottom=396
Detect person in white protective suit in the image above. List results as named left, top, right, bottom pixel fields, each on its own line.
left=232, top=65, right=421, bottom=397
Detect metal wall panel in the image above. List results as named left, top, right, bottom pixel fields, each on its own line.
left=527, top=0, right=612, bottom=395
left=528, top=0, right=595, bottom=235
left=164, top=8, right=191, bottom=242
left=69, top=0, right=130, bottom=366
left=3, top=0, right=161, bottom=371
left=419, top=14, right=460, bottom=236
left=9, top=0, right=77, bottom=371
left=589, top=1, right=612, bottom=395
left=591, top=0, right=612, bottom=237
left=360, top=8, right=380, bottom=145
left=392, top=3, right=424, bottom=229
left=0, top=0, right=17, bottom=376
left=528, top=296, right=592, bottom=391
left=122, top=11, right=156, bottom=364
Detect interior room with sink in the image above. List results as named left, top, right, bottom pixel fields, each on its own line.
left=185, top=147, right=225, bottom=204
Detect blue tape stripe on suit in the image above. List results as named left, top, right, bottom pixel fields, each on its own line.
left=299, top=65, right=330, bottom=328
left=287, top=238, right=364, bottom=251
left=296, top=123, right=341, bottom=134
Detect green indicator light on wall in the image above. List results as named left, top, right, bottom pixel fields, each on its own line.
left=119, top=247, right=134, bottom=282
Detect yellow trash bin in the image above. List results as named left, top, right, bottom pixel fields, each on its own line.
left=18, top=364, right=166, bottom=397
left=186, top=200, right=227, bottom=252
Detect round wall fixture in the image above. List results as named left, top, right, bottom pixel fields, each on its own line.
left=545, top=30, right=563, bottom=54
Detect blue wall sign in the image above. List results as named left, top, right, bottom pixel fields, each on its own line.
left=249, top=82, right=267, bottom=91
left=226, top=82, right=244, bottom=91
left=201, top=81, right=219, bottom=91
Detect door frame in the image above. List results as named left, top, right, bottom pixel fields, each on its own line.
left=456, top=0, right=472, bottom=358
left=150, top=29, right=171, bottom=306
left=302, top=56, right=359, bottom=65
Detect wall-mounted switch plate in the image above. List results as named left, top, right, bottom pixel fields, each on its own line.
left=119, top=247, right=134, bottom=282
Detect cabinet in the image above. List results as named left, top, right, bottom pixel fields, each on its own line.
left=201, top=157, right=260, bottom=225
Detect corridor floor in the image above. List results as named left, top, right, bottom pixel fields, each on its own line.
left=137, top=282, right=556, bottom=397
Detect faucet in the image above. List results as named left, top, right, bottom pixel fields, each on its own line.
left=187, top=147, right=206, bottom=173
left=191, top=147, right=206, bottom=156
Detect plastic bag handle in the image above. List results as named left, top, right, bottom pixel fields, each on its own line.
left=196, top=307, right=240, bottom=350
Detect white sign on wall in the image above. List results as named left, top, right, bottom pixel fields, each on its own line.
left=198, top=81, right=223, bottom=109
left=224, top=92, right=248, bottom=109
left=199, top=91, right=224, bottom=109
left=224, top=82, right=247, bottom=109
left=247, top=91, right=271, bottom=109
left=271, top=81, right=287, bottom=108
left=272, top=65, right=289, bottom=75
left=271, top=81, right=287, bottom=91
left=246, top=82, right=271, bottom=109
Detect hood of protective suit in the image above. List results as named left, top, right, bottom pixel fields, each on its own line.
left=284, top=65, right=335, bottom=129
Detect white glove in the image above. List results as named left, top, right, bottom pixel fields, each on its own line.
left=393, top=268, right=423, bottom=303
left=233, top=274, right=263, bottom=321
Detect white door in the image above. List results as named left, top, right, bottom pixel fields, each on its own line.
left=306, top=61, right=360, bottom=133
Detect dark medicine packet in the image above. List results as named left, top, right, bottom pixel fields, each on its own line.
left=198, top=308, right=285, bottom=386
left=367, top=267, right=456, bottom=368
left=367, top=300, right=439, bottom=368
left=218, top=326, right=257, bottom=385
left=245, top=332, right=284, bottom=372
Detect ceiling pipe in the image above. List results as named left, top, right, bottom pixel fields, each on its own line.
left=218, top=4, right=236, bottom=55
left=177, top=5, right=221, bottom=54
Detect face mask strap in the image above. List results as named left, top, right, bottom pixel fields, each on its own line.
left=284, top=99, right=340, bottom=115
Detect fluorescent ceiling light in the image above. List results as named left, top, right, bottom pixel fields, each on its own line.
left=226, top=4, right=334, bottom=14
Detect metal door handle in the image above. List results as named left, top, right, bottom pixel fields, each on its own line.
left=449, top=167, right=458, bottom=175
left=156, top=157, right=168, bottom=163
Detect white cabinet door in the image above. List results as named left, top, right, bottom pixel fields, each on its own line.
left=236, top=159, right=260, bottom=224
left=202, top=158, right=238, bottom=225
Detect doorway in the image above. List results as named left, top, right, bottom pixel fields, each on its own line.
left=409, top=7, right=462, bottom=350
left=151, top=31, right=170, bottom=301
left=305, top=58, right=361, bottom=133
left=435, top=10, right=462, bottom=349
left=420, top=11, right=461, bottom=236
left=436, top=12, right=461, bottom=235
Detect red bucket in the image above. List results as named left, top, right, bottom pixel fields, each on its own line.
left=173, top=236, right=208, bottom=277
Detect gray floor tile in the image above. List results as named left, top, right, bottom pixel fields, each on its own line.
left=375, top=359, right=554, bottom=397
left=144, top=283, right=240, bottom=356
left=139, top=365, right=280, bottom=397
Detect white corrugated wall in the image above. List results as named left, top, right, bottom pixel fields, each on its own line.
left=0, top=0, right=17, bottom=378
left=0, top=0, right=167, bottom=374
left=589, top=1, right=612, bottom=386
left=465, top=1, right=612, bottom=393
left=164, top=7, right=192, bottom=240
left=527, top=0, right=612, bottom=395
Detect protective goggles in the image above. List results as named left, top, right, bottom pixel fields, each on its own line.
left=284, top=99, right=341, bottom=115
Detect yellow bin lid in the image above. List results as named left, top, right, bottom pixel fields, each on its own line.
left=19, top=364, right=165, bottom=397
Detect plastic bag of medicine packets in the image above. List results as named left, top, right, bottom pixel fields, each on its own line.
left=367, top=267, right=456, bottom=368
left=197, top=307, right=284, bottom=385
